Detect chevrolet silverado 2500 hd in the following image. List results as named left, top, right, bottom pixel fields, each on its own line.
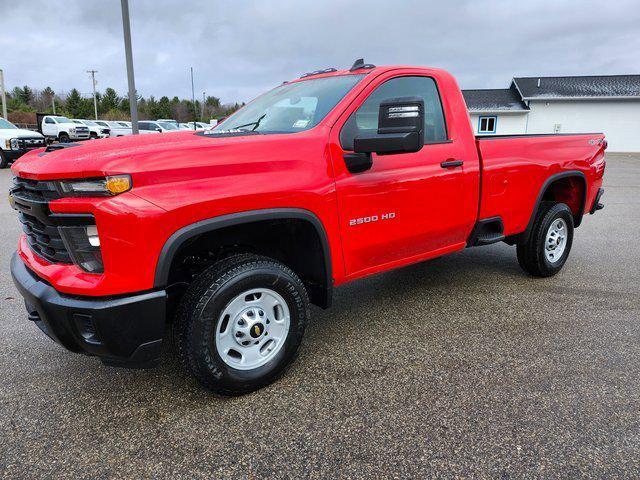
left=10, top=60, right=606, bottom=395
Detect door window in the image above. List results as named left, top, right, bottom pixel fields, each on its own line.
left=340, top=76, right=448, bottom=150
left=45, top=117, right=55, bottom=124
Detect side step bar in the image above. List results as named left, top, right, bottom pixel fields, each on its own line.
left=466, top=217, right=505, bottom=247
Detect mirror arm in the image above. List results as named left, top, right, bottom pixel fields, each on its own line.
left=344, top=152, right=373, bottom=173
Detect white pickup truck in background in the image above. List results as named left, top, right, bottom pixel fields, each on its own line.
left=73, top=119, right=110, bottom=139
left=0, top=117, right=46, bottom=168
left=94, top=120, right=132, bottom=137
left=37, top=114, right=90, bottom=143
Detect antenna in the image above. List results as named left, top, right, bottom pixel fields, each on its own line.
left=349, top=58, right=376, bottom=71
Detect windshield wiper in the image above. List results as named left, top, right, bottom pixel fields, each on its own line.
left=233, top=113, right=267, bottom=131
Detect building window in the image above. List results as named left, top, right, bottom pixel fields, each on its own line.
left=478, top=116, right=497, bottom=134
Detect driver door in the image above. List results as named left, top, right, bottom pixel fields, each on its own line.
left=331, top=74, right=470, bottom=277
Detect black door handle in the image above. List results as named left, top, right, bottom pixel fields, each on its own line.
left=440, top=159, right=464, bottom=168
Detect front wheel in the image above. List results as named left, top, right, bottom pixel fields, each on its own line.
left=517, top=202, right=574, bottom=277
left=173, top=254, right=309, bottom=395
left=58, top=133, right=70, bottom=143
left=0, top=149, right=8, bottom=169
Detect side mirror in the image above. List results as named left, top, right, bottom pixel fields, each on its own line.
left=353, top=96, right=424, bottom=155
left=155, top=127, right=162, bottom=133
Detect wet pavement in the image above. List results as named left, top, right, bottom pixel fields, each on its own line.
left=1, top=154, right=638, bottom=478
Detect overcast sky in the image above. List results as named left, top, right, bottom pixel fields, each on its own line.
left=1, top=0, right=639, bottom=105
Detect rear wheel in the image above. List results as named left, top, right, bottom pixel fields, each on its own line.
left=173, top=254, right=309, bottom=395
left=517, top=202, right=574, bottom=277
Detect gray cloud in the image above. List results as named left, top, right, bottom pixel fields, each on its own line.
left=1, top=0, right=639, bottom=104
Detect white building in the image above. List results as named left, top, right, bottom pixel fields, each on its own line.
left=463, top=75, right=640, bottom=152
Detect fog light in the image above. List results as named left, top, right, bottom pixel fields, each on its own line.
left=59, top=225, right=103, bottom=273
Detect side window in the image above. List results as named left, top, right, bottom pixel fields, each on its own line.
left=45, top=117, right=55, bottom=124
left=478, top=116, right=496, bottom=134
left=139, top=122, right=148, bottom=131
left=340, top=76, right=447, bottom=150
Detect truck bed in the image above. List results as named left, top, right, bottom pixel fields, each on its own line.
left=475, top=132, right=606, bottom=237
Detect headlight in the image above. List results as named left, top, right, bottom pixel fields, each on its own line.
left=9, top=138, right=20, bottom=150
left=69, top=127, right=76, bottom=133
left=58, top=225, right=103, bottom=273
left=58, top=175, right=132, bottom=196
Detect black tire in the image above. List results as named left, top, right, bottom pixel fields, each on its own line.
left=0, top=149, right=8, bottom=169
left=90, top=132, right=98, bottom=139
left=58, top=133, right=70, bottom=143
left=517, top=202, right=574, bottom=277
left=173, top=253, right=309, bottom=395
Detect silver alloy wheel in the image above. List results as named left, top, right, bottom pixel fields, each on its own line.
left=545, top=217, right=568, bottom=263
left=215, top=288, right=291, bottom=370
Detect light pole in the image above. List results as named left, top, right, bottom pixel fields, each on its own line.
left=0, top=69, right=7, bottom=119
left=87, top=70, right=98, bottom=120
left=120, top=0, right=139, bottom=134
left=201, top=91, right=206, bottom=122
left=190, top=67, right=196, bottom=125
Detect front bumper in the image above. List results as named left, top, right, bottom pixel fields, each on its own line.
left=11, top=253, right=167, bottom=368
left=3, top=148, right=37, bottom=162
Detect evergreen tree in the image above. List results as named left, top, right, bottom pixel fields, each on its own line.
left=65, top=89, right=83, bottom=117
left=100, top=88, right=121, bottom=112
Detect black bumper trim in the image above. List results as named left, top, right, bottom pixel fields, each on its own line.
left=11, top=253, right=167, bottom=368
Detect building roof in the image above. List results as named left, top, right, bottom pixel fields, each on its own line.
left=461, top=88, right=529, bottom=112
left=512, top=75, right=640, bottom=99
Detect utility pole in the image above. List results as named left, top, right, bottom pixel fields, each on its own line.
left=87, top=69, right=98, bottom=120
left=120, top=0, right=139, bottom=134
left=51, top=96, right=56, bottom=114
left=0, top=69, right=7, bottom=119
left=190, top=67, right=197, bottom=124
left=201, top=91, right=206, bottom=123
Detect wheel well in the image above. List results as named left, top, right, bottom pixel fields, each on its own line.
left=540, top=175, right=586, bottom=226
left=163, top=217, right=331, bottom=309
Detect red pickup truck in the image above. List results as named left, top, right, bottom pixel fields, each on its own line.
left=10, top=60, right=606, bottom=395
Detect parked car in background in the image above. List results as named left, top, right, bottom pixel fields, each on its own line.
left=139, top=120, right=181, bottom=133
left=0, top=117, right=46, bottom=168
left=118, top=121, right=132, bottom=129
left=93, top=120, right=132, bottom=137
left=157, top=119, right=179, bottom=127
left=37, top=114, right=90, bottom=143
left=73, top=119, right=110, bottom=139
left=185, top=121, right=212, bottom=130
left=178, top=123, right=192, bottom=130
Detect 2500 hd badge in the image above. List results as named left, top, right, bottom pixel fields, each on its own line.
left=349, top=212, right=396, bottom=226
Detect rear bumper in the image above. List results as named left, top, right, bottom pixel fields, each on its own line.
left=11, top=252, right=166, bottom=368
left=590, top=188, right=605, bottom=214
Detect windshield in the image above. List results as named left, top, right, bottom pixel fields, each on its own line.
left=159, top=122, right=178, bottom=130
left=82, top=120, right=98, bottom=126
left=117, top=122, right=129, bottom=127
left=213, top=74, right=365, bottom=134
left=0, top=118, right=17, bottom=129
left=55, top=116, right=73, bottom=124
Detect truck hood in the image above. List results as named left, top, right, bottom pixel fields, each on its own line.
left=11, top=130, right=316, bottom=180
left=0, top=128, right=44, bottom=140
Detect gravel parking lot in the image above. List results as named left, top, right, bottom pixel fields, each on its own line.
left=1, top=154, right=638, bottom=478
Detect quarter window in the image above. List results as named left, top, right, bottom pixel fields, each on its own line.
left=478, top=116, right=497, bottom=134
left=340, top=76, right=448, bottom=150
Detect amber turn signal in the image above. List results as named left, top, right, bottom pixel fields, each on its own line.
left=106, top=175, right=132, bottom=195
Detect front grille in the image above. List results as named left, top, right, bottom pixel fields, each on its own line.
left=17, top=137, right=46, bottom=150
left=10, top=177, right=86, bottom=264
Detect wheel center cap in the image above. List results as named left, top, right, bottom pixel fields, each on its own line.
left=250, top=322, right=265, bottom=338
